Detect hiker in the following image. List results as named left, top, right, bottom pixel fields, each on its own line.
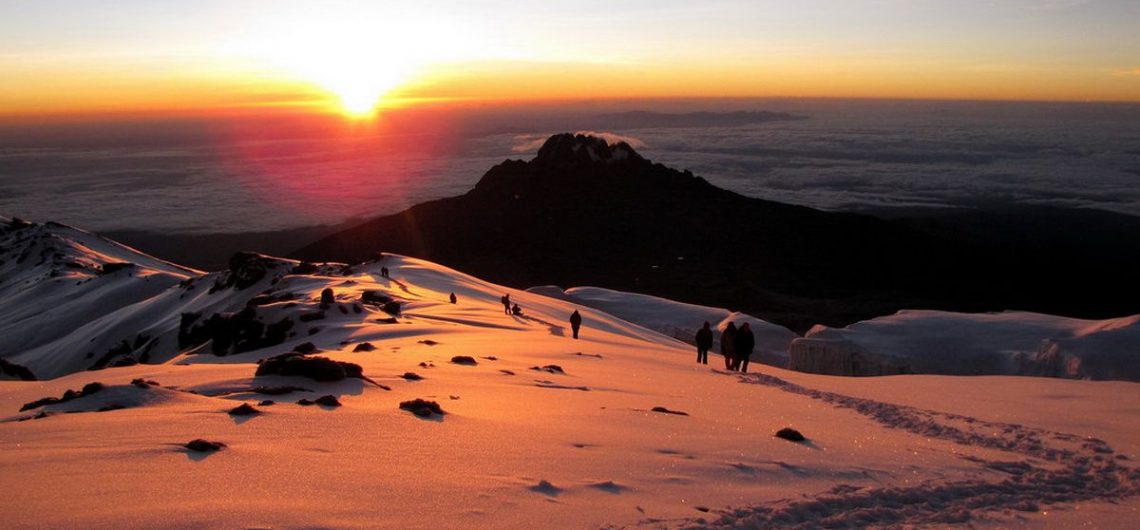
left=511, top=303, right=522, bottom=316
left=380, top=266, right=389, bottom=278
left=449, top=292, right=457, bottom=304
left=569, top=310, right=583, bottom=339
left=733, top=322, right=756, bottom=373
left=501, top=294, right=511, bottom=314
left=721, top=322, right=738, bottom=370
left=695, top=321, right=713, bottom=365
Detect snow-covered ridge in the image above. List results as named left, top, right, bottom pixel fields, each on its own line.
left=2, top=217, right=1139, bottom=529
left=792, top=310, right=1140, bottom=380
left=528, top=285, right=797, bottom=366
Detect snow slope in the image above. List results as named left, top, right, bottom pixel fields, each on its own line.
left=791, top=310, right=1140, bottom=380
left=1, top=221, right=1138, bottom=529
left=528, top=285, right=798, bottom=367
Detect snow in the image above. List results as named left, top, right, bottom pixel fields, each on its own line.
left=792, top=310, right=1140, bottom=380
left=1, top=219, right=1139, bottom=529
left=528, top=285, right=798, bottom=366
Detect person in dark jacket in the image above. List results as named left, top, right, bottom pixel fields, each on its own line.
left=449, top=292, right=457, bottom=304
left=569, top=310, right=583, bottom=339
left=694, top=321, right=713, bottom=364
left=501, top=294, right=511, bottom=315
left=733, top=322, right=756, bottom=373
left=511, top=303, right=522, bottom=316
left=721, top=322, right=738, bottom=370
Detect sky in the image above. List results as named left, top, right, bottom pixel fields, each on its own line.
left=1, top=0, right=1139, bottom=118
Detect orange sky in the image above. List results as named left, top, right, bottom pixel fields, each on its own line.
left=2, top=1, right=1138, bottom=119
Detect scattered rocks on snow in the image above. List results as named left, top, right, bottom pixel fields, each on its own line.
left=450, top=356, right=478, bottom=366
left=650, top=406, right=689, bottom=416
left=775, top=427, right=806, bottom=442
left=418, top=361, right=434, bottom=368
left=185, top=439, right=226, bottom=452
left=20, top=382, right=105, bottom=411
left=399, top=398, right=443, bottom=417
left=298, top=395, right=341, bottom=407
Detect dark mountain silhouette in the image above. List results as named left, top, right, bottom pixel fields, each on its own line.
left=293, top=133, right=1140, bottom=332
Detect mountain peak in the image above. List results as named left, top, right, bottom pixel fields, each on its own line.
left=534, top=133, right=645, bottom=166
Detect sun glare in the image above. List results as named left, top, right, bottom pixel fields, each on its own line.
left=235, top=7, right=470, bottom=117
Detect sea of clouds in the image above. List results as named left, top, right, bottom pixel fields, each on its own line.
left=2, top=100, right=1137, bottom=233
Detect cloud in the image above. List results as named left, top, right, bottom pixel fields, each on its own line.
left=1113, top=67, right=1140, bottom=77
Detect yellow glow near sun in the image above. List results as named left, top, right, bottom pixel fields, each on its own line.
left=234, top=7, right=471, bottom=117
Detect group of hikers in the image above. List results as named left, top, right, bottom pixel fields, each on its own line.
left=500, top=294, right=584, bottom=340
left=500, top=293, right=523, bottom=316
left=695, top=321, right=756, bottom=372
left=495, top=293, right=752, bottom=371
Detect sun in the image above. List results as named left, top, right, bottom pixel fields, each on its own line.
left=238, top=10, right=441, bottom=117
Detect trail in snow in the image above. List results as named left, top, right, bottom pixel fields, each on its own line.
left=665, top=373, right=1140, bottom=529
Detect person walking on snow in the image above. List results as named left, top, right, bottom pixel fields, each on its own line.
left=569, top=310, right=583, bottom=339
left=721, top=322, right=738, bottom=370
left=449, top=292, right=457, bottom=304
left=695, top=321, right=713, bottom=365
left=501, top=294, right=511, bottom=315
left=733, top=322, right=756, bottom=373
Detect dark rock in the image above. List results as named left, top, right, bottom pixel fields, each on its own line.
left=0, top=358, right=37, bottom=381
left=315, top=395, right=341, bottom=407
left=500, top=369, right=515, bottom=375
left=402, top=372, right=423, bottom=381
left=374, top=317, right=399, bottom=324
left=418, top=339, right=439, bottom=346
left=228, top=403, right=260, bottom=416
left=185, top=439, right=226, bottom=452
left=361, top=290, right=392, bottom=305
left=99, top=262, right=136, bottom=274
left=775, top=427, right=806, bottom=442
left=530, top=365, right=564, bottom=374
left=291, top=262, right=318, bottom=275
left=353, top=342, right=376, bottom=352
left=650, top=406, right=689, bottom=416
left=381, top=301, right=401, bottom=315
left=298, top=311, right=325, bottom=323
left=450, top=356, right=478, bottom=366
left=320, top=288, right=335, bottom=306
left=130, top=378, right=159, bottom=388
left=258, top=400, right=275, bottom=406
left=293, top=342, right=318, bottom=354
left=255, top=353, right=366, bottom=383
left=399, top=398, right=443, bottom=417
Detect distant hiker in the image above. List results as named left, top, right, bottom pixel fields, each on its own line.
left=695, top=321, right=713, bottom=365
left=449, top=292, right=457, bottom=304
left=721, top=322, right=738, bottom=370
left=733, top=322, right=756, bottom=373
left=501, top=294, right=511, bottom=314
left=569, top=310, right=583, bottom=339
left=381, top=266, right=390, bottom=278
left=511, top=303, right=522, bottom=316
